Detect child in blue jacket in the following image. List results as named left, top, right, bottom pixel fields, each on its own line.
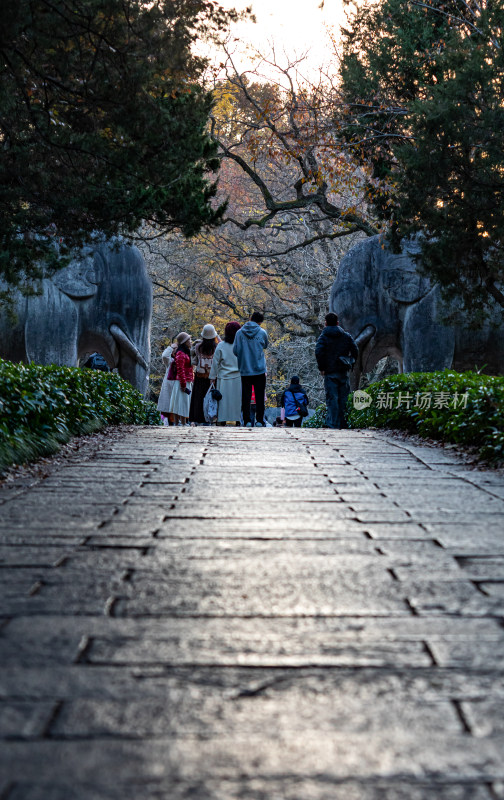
left=281, top=376, right=309, bottom=428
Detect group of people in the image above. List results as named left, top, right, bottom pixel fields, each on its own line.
left=157, top=310, right=359, bottom=429
left=157, top=312, right=270, bottom=427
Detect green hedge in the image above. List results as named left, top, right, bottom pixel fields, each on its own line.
left=349, top=371, right=504, bottom=463
left=302, top=371, right=504, bottom=464
left=0, top=359, right=161, bottom=472
left=302, top=405, right=327, bottom=428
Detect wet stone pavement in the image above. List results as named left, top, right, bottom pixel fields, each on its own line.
left=1, top=426, right=504, bottom=799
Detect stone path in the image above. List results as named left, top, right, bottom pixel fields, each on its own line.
left=1, top=426, right=504, bottom=799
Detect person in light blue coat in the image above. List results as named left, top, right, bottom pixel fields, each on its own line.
left=233, top=311, right=268, bottom=427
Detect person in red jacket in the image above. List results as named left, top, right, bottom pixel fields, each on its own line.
left=168, top=332, right=194, bottom=425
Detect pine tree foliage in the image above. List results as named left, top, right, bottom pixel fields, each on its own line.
left=340, top=0, right=504, bottom=315
left=0, top=0, right=236, bottom=285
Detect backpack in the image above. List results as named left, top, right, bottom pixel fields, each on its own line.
left=84, top=352, right=110, bottom=372
left=290, top=390, right=308, bottom=418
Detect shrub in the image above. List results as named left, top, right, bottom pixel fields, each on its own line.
left=302, top=404, right=327, bottom=428
left=348, top=370, right=504, bottom=464
left=0, top=359, right=161, bottom=472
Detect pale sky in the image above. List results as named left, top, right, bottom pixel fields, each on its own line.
left=208, top=0, right=348, bottom=81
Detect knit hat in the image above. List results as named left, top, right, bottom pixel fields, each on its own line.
left=201, top=324, right=218, bottom=339
left=225, top=321, right=240, bottom=336
left=176, top=331, right=191, bottom=345
left=291, top=375, right=300, bottom=384
left=223, top=321, right=240, bottom=344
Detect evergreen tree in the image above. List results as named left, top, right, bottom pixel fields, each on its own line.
left=0, top=0, right=235, bottom=285
left=340, top=0, right=504, bottom=315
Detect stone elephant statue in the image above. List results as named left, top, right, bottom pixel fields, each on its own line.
left=0, top=238, right=152, bottom=395
left=330, top=235, right=504, bottom=387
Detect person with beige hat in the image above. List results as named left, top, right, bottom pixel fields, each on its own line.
left=189, top=323, right=221, bottom=424
left=168, top=332, right=194, bottom=425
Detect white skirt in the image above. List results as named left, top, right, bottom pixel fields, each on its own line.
left=216, top=375, right=242, bottom=422
left=168, top=380, right=193, bottom=417
left=157, top=378, right=175, bottom=413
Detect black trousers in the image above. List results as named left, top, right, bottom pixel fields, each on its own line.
left=285, top=416, right=302, bottom=427
left=241, top=373, right=266, bottom=425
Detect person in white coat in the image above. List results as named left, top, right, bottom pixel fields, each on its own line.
left=209, top=321, right=242, bottom=426
left=157, top=339, right=176, bottom=425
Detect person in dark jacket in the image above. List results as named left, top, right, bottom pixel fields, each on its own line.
left=315, top=312, right=358, bottom=428
left=281, top=376, right=309, bottom=428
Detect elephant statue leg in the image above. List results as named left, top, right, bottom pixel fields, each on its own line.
left=402, top=287, right=455, bottom=372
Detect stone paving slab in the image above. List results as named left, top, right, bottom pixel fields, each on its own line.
left=1, top=427, right=504, bottom=798
left=3, top=664, right=504, bottom=710
left=48, top=687, right=461, bottom=738
left=2, top=615, right=501, bottom=670
left=155, top=518, right=394, bottom=538
left=0, top=779, right=498, bottom=800
left=423, top=524, right=504, bottom=553
left=1, top=733, right=503, bottom=785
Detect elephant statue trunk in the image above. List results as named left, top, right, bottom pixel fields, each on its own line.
left=110, top=324, right=148, bottom=370
left=350, top=324, right=377, bottom=387
left=354, top=324, right=376, bottom=350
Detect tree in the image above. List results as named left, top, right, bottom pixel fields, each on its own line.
left=140, top=150, right=361, bottom=408
left=208, top=55, right=379, bottom=255
left=340, top=0, right=504, bottom=315
left=140, top=59, right=367, bottom=404
left=0, top=0, right=239, bottom=286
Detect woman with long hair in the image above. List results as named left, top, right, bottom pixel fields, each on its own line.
left=209, top=321, right=242, bottom=426
left=168, top=332, right=194, bottom=425
left=189, top=323, right=220, bottom=424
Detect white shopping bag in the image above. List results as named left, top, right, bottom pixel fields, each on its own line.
left=203, top=386, right=219, bottom=423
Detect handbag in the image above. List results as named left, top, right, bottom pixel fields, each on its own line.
left=203, top=385, right=219, bottom=423
left=290, top=390, right=308, bottom=418
left=337, top=355, right=355, bottom=371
